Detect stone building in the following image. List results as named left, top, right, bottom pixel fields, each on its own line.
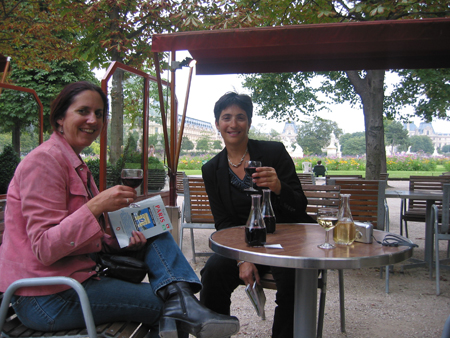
left=176, top=115, right=221, bottom=144
left=148, top=114, right=221, bottom=148
left=404, top=122, right=450, bottom=150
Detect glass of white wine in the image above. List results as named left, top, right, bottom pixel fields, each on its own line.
left=317, top=207, right=339, bottom=249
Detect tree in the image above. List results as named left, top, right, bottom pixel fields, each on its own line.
left=68, top=0, right=259, bottom=165
left=249, top=124, right=282, bottom=141
left=0, top=59, right=97, bottom=154
left=384, top=120, right=410, bottom=154
left=296, top=119, right=342, bottom=155
left=0, top=0, right=79, bottom=70
left=181, top=136, right=194, bottom=152
left=0, top=145, right=20, bottom=194
left=340, top=132, right=366, bottom=156
left=441, top=145, right=450, bottom=154
left=196, top=138, right=210, bottom=152
left=410, top=135, right=434, bottom=154
left=240, top=0, right=450, bottom=179
left=212, top=140, right=222, bottom=150
left=2, top=1, right=257, bottom=166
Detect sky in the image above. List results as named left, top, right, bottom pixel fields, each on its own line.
left=171, top=51, right=450, bottom=136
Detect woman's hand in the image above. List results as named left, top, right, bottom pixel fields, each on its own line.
left=128, top=231, right=147, bottom=251
left=86, top=185, right=137, bottom=218
left=254, top=166, right=282, bottom=195
left=239, top=262, right=260, bottom=286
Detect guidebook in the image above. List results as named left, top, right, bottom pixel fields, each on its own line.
left=245, top=281, right=266, bottom=320
left=107, top=195, right=173, bottom=248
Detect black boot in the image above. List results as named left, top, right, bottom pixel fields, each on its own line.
left=157, top=282, right=240, bottom=338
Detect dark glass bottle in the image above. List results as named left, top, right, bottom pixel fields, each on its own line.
left=245, top=194, right=266, bottom=247
left=261, top=189, right=276, bottom=234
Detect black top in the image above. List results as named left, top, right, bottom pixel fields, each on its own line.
left=202, top=139, right=315, bottom=230
left=313, top=165, right=326, bottom=176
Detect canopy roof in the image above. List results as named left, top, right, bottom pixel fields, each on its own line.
left=152, top=18, right=450, bottom=75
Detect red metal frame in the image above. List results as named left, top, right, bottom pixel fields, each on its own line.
left=99, top=62, right=170, bottom=200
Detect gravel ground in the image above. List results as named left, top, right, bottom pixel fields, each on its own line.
left=178, top=180, right=450, bottom=338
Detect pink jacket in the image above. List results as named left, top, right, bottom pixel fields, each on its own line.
left=0, top=132, right=119, bottom=296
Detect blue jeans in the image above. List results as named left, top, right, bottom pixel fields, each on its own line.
left=11, top=232, right=200, bottom=335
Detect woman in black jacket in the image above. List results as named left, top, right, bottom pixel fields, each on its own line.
left=200, top=92, right=314, bottom=337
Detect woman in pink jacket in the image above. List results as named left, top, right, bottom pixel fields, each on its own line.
left=0, top=81, right=239, bottom=338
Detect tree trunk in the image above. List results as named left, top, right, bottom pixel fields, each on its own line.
left=12, top=121, right=20, bottom=156
left=110, top=70, right=124, bottom=165
left=346, top=70, right=387, bottom=180
left=108, top=5, right=124, bottom=166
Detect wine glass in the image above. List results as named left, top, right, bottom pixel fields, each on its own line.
left=244, top=160, right=262, bottom=192
left=317, top=207, right=339, bottom=249
left=121, top=169, right=143, bottom=207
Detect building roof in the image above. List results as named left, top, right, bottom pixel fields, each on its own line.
left=418, top=122, right=435, bottom=134
left=282, top=122, right=298, bottom=135
left=152, top=18, right=450, bottom=75
left=177, top=115, right=214, bottom=131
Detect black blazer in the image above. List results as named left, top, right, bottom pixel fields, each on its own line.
left=202, top=139, right=315, bottom=230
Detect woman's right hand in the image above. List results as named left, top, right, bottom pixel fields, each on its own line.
left=239, top=262, right=260, bottom=286
left=86, top=185, right=137, bottom=218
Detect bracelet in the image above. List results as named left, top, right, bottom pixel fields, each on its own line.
left=237, top=260, right=245, bottom=267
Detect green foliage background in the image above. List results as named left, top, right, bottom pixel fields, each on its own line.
left=0, top=145, right=21, bottom=194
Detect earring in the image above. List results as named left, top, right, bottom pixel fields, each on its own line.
left=59, top=126, right=64, bottom=134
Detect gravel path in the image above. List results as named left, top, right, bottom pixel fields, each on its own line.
left=179, top=181, right=450, bottom=337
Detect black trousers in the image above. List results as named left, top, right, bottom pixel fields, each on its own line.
left=200, top=253, right=295, bottom=338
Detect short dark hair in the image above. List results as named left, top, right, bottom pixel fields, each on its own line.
left=317, top=160, right=322, bottom=165
left=213, top=92, right=253, bottom=123
left=50, top=81, right=108, bottom=132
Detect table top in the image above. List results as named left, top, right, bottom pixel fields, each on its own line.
left=209, top=223, right=414, bottom=270
left=385, top=189, right=443, bottom=200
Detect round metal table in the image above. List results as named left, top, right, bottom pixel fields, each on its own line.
left=209, top=223, right=414, bottom=338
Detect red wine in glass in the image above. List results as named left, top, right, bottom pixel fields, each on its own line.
left=121, top=177, right=143, bottom=188
left=121, top=169, right=143, bottom=189
left=244, top=167, right=258, bottom=176
left=244, top=160, right=262, bottom=192
left=121, top=169, right=143, bottom=207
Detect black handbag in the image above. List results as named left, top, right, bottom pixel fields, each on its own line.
left=97, top=254, right=149, bottom=284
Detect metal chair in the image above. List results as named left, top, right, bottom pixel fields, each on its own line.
left=400, top=175, right=450, bottom=237
left=179, top=177, right=215, bottom=263
left=302, top=161, right=312, bottom=173
left=0, top=277, right=153, bottom=338
left=433, top=183, right=450, bottom=295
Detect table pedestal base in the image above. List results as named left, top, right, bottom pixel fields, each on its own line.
left=294, top=269, right=318, bottom=338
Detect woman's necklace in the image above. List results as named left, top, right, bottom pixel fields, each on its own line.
left=228, top=148, right=248, bottom=168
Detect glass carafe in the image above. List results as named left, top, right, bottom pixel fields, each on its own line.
left=333, top=194, right=360, bottom=245
left=245, top=194, right=266, bottom=247
left=261, top=189, right=276, bottom=234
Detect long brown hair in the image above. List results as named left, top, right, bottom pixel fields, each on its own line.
left=49, top=81, right=108, bottom=132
